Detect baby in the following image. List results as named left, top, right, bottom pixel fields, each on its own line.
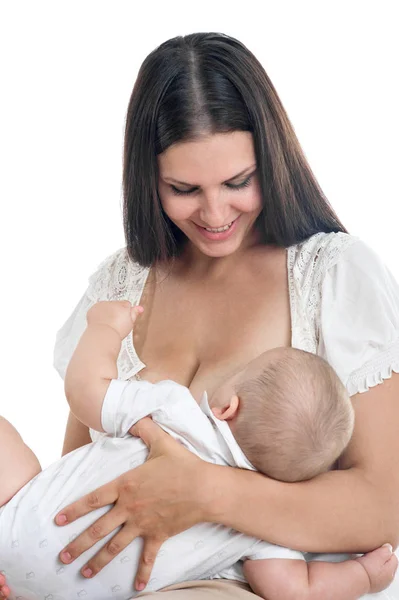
left=0, top=301, right=396, bottom=600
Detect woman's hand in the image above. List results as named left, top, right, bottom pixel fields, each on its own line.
left=55, top=418, right=212, bottom=591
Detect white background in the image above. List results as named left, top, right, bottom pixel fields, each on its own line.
left=0, top=0, right=398, bottom=468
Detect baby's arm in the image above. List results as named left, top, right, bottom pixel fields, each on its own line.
left=64, top=301, right=143, bottom=432
left=243, top=544, right=396, bottom=600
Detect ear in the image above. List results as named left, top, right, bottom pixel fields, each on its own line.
left=211, top=395, right=240, bottom=421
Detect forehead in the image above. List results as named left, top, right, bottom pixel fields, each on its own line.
left=158, top=131, right=256, bottom=184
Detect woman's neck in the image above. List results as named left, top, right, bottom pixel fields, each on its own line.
left=182, top=224, right=266, bottom=276
left=174, top=236, right=263, bottom=281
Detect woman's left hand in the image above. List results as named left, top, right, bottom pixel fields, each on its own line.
left=55, top=418, right=212, bottom=591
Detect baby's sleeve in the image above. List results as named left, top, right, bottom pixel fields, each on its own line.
left=101, top=379, right=217, bottom=460
left=53, top=248, right=124, bottom=381
left=101, top=378, right=166, bottom=437
left=318, top=240, right=399, bottom=395
left=244, top=541, right=305, bottom=562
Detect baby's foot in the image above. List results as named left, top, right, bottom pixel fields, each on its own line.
left=356, top=544, right=398, bottom=593
left=0, top=573, right=10, bottom=599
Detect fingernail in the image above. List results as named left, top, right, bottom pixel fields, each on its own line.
left=56, top=514, right=68, bottom=525
left=60, top=551, right=72, bottom=563
left=382, top=543, right=393, bottom=553
left=136, top=582, right=145, bottom=591
left=82, top=567, right=93, bottom=578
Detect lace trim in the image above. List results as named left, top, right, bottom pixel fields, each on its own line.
left=289, top=232, right=358, bottom=353
left=88, top=248, right=150, bottom=380
left=346, top=339, right=399, bottom=395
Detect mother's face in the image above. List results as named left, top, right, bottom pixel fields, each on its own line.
left=157, top=131, right=263, bottom=258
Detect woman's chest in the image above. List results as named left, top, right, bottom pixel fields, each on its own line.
left=131, top=250, right=291, bottom=400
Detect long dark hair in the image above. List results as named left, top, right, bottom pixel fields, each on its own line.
left=123, top=32, right=347, bottom=266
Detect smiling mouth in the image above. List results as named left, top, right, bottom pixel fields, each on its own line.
left=199, top=220, right=236, bottom=233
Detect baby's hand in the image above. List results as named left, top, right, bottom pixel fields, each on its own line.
left=0, top=572, right=10, bottom=598
left=87, top=301, right=144, bottom=340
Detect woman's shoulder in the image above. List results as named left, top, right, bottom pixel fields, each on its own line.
left=288, top=231, right=392, bottom=292
left=87, top=247, right=149, bottom=302
left=289, top=231, right=357, bottom=279
left=289, top=231, right=399, bottom=352
left=294, top=233, right=399, bottom=395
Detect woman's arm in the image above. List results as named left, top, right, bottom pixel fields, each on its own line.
left=62, top=411, right=92, bottom=456
left=212, top=374, right=399, bottom=553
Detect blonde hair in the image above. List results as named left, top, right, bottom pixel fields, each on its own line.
left=233, top=348, right=354, bottom=482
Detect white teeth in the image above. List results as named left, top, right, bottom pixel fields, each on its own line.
left=204, top=221, right=233, bottom=233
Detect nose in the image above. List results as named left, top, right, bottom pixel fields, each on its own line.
left=198, top=190, right=230, bottom=227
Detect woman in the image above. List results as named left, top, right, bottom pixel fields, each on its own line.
left=4, top=32, right=398, bottom=599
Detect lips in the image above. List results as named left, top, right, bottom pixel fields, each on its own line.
left=194, top=216, right=240, bottom=241
left=197, top=217, right=237, bottom=231
left=203, top=221, right=234, bottom=233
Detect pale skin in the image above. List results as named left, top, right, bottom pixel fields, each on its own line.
left=0, top=301, right=396, bottom=600
left=2, top=131, right=398, bottom=597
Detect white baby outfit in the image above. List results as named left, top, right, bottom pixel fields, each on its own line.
left=0, top=379, right=302, bottom=600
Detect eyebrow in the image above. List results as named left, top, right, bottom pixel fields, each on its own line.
left=163, top=164, right=257, bottom=187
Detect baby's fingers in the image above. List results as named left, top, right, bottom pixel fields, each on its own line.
left=135, top=537, right=165, bottom=591
left=131, top=305, right=144, bottom=323
left=0, top=574, right=10, bottom=599
left=389, top=554, right=399, bottom=579
left=0, top=586, right=10, bottom=599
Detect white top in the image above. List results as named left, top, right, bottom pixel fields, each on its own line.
left=54, top=232, right=399, bottom=396
left=0, top=379, right=302, bottom=600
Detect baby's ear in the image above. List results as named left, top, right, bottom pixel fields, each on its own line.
left=212, top=395, right=240, bottom=421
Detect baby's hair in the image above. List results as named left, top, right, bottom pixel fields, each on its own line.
left=233, top=348, right=354, bottom=482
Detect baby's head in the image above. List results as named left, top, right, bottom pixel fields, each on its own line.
left=209, top=347, right=354, bottom=482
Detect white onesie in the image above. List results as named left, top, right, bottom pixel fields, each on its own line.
left=0, top=379, right=303, bottom=600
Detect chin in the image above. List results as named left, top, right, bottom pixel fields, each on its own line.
left=196, top=239, right=244, bottom=258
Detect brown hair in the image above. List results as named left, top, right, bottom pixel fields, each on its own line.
left=123, top=32, right=347, bottom=267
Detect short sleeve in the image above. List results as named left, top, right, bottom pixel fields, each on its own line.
left=101, top=379, right=217, bottom=462
left=53, top=248, right=124, bottom=380
left=318, top=240, right=399, bottom=395
left=101, top=378, right=164, bottom=437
